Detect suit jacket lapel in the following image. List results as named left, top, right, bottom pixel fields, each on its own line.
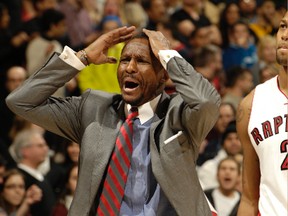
left=89, top=100, right=126, bottom=203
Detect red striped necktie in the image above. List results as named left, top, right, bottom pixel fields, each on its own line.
left=97, top=107, right=138, bottom=216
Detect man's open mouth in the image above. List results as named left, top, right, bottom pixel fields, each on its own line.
left=124, top=81, right=139, bottom=89
left=223, top=177, right=232, bottom=183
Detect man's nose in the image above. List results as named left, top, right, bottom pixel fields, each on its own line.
left=281, top=29, right=288, bottom=41
left=126, top=59, right=137, bottom=73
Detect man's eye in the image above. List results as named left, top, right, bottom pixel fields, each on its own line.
left=280, top=24, right=287, bottom=29
left=137, top=59, right=149, bottom=64
left=120, top=59, right=129, bottom=63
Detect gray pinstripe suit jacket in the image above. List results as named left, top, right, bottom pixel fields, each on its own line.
left=6, top=53, right=221, bottom=216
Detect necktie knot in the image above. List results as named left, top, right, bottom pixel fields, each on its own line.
left=127, top=107, right=138, bottom=121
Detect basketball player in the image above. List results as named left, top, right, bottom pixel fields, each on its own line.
left=236, top=11, right=288, bottom=216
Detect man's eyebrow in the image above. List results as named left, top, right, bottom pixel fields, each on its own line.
left=280, top=17, right=288, bottom=24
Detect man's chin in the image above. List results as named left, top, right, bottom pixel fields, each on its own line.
left=122, top=95, right=143, bottom=107
left=276, top=54, right=288, bottom=67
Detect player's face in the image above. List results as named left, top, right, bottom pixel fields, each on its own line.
left=276, top=12, right=288, bottom=67
left=118, top=38, right=166, bottom=106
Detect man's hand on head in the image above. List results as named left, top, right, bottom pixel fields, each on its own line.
left=81, top=26, right=136, bottom=65
left=143, top=29, right=171, bottom=59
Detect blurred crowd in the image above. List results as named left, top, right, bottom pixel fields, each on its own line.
left=0, top=0, right=285, bottom=215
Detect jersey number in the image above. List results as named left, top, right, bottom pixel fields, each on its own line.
left=280, top=140, right=288, bottom=170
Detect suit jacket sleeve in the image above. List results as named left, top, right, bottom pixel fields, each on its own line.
left=6, top=53, right=83, bottom=143
left=166, top=56, right=221, bottom=148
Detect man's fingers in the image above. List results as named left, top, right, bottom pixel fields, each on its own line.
left=143, top=28, right=157, bottom=37
left=118, top=26, right=136, bottom=36
left=106, top=57, right=117, bottom=64
left=85, top=26, right=136, bottom=64
left=112, top=26, right=136, bottom=44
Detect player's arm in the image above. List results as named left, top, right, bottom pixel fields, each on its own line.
left=236, top=90, right=260, bottom=216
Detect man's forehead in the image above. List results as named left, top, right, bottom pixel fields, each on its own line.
left=122, top=38, right=150, bottom=54
left=283, top=12, right=288, bottom=21
left=125, top=37, right=149, bottom=47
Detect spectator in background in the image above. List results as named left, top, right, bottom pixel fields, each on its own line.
left=7, top=116, right=66, bottom=200
left=20, top=0, right=58, bottom=38
left=251, top=34, right=277, bottom=85
left=202, top=0, right=221, bottom=25
left=170, top=0, right=211, bottom=28
left=222, top=20, right=258, bottom=71
left=102, top=0, right=127, bottom=26
left=0, top=3, right=29, bottom=89
left=82, top=0, right=102, bottom=28
left=4, top=114, right=47, bottom=170
left=52, top=165, right=78, bottom=216
left=157, top=21, right=192, bottom=62
left=21, top=0, right=37, bottom=22
left=8, top=129, right=56, bottom=216
left=204, top=157, right=241, bottom=216
left=198, top=121, right=242, bottom=190
left=249, top=0, right=280, bottom=42
left=26, top=8, right=67, bottom=76
left=123, top=0, right=147, bottom=33
left=189, top=24, right=212, bottom=49
left=0, top=66, right=27, bottom=148
left=276, top=1, right=287, bottom=17
left=208, top=23, right=223, bottom=47
left=25, top=8, right=74, bottom=98
left=218, top=2, right=241, bottom=48
left=1, top=0, right=23, bottom=32
left=238, top=0, right=257, bottom=23
left=192, top=44, right=224, bottom=94
left=59, top=0, right=98, bottom=50
left=142, top=0, right=167, bottom=31
left=170, top=0, right=211, bottom=47
left=0, top=169, right=42, bottom=216
left=78, top=15, right=124, bottom=93
left=157, top=21, right=192, bottom=94
left=165, top=0, right=182, bottom=15
left=222, top=66, right=254, bottom=111
left=188, top=21, right=222, bottom=50
left=174, top=18, right=196, bottom=46
left=256, top=35, right=277, bottom=64
left=197, top=103, right=236, bottom=166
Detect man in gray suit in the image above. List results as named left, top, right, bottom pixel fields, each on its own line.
left=6, top=26, right=220, bottom=215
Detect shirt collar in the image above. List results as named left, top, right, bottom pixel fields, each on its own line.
left=126, top=94, right=161, bottom=124
left=18, top=163, right=44, bottom=182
